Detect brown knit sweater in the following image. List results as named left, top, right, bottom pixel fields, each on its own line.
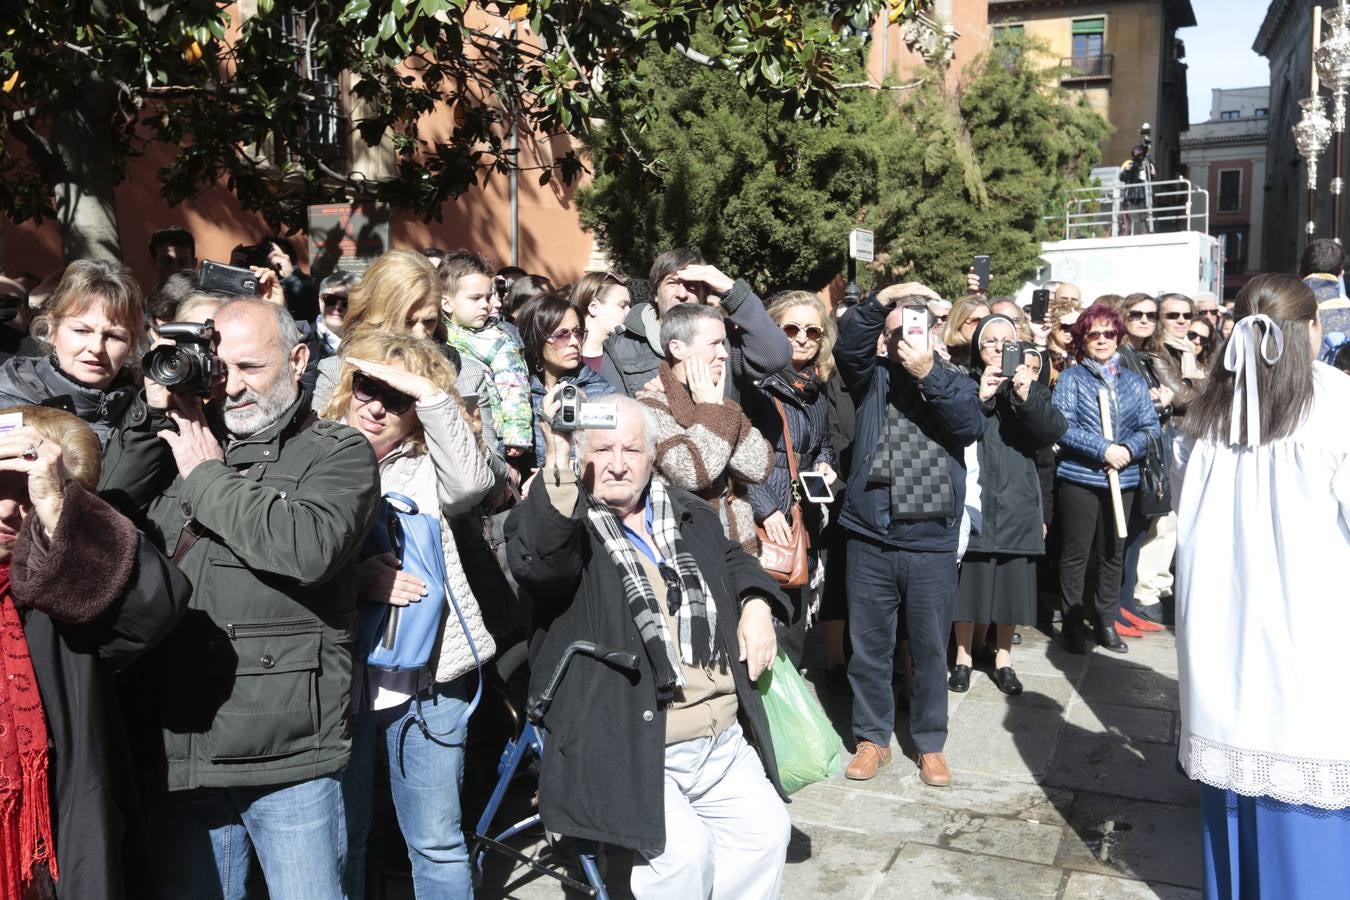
left=637, top=363, right=772, bottom=554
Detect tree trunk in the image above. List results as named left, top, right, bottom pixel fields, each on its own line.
left=52, top=76, right=122, bottom=263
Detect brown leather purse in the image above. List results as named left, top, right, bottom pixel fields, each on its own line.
left=756, top=398, right=809, bottom=589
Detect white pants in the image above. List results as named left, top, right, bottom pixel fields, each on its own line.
left=1135, top=511, right=1177, bottom=604
left=630, top=723, right=790, bottom=900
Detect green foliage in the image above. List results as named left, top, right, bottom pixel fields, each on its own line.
left=0, top=1, right=896, bottom=240
left=579, top=34, right=1108, bottom=297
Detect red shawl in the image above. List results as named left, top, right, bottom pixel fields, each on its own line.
left=0, top=565, right=56, bottom=899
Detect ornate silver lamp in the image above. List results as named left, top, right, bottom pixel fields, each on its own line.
left=1315, top=5, right=1350, bottom=241
left=1294, top=96, right=1333, bottom=238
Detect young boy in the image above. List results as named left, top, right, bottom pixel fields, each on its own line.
left=440, top=250, right=533, bottom=457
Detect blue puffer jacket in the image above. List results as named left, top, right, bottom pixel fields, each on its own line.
left=1051, top=357, right=1160, bottom=490
left=529, top=364, right=617, bottom=466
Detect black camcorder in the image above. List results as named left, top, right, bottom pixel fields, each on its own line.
left=144, top=320, right=224, bottom=395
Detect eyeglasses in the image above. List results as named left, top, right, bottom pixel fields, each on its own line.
left=783, top=323, right=823, bottom=341
left=979, top=338, right=1012, bottom=350
left=1085, top=330, right=1119, bottom=342
left=321, top=292, right=348, bottom=310
left=546, top=326, right=585, bottom=345
left=1186, top=331, right=1211, bottom=344
left=933, top=315, right=949, bottom=324
left=1127, top=309, right=1158, bottom=322
left=352, top=372, right=415, bottom=414
left=1162, top=311, right=1192, bottom=321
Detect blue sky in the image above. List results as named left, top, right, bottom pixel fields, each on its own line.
left=1180, top=0, right=1271, bottom=124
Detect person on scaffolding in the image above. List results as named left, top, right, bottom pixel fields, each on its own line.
left=1118, top=144, right=1155, bottom=237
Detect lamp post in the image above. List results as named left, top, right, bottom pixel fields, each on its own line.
left=1315, top=4, right=1350, bottom=242
left=1294, top=96, right=1333, bottom=240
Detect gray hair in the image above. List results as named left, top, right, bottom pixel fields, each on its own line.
left=574, top=396, right=659, bottom=462
left=214, top=297, right=302, bottom=353
left=658, top=303, right=723, bottom=361
left=320, top=271, right=359, bottom=294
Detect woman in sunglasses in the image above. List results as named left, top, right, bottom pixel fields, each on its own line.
left=1187, top=318, right=1215, bottom=371
left=741, top=291, right=840, bottom=666
left=515, top=290, right=617, bottom=469
left=322, top=330, right=499, bottom=899
left=940, top=294, right=992, bottom=369
left=1050, top=305, right=1161, bottom=654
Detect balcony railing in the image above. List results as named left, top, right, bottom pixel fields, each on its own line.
left=1060, top=54, right=1113, bottom=82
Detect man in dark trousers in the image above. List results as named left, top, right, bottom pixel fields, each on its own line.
left=834, top=283, right=984, bottom=787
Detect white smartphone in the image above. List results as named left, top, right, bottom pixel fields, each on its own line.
left=901, top=307, right=929, bottom=351
left=798, top=472, right=834, bottom=504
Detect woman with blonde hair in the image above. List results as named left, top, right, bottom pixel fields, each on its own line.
left=325, top=330, right=498, bottom=899
left=743, top=290, right=840, bottom=665
left=941, top=294, right=992, bottom=369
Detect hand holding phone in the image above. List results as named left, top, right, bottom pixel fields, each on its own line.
left=1030, top=288, right=1051, bottom=324
left=972, top=255, right=991, bottom=293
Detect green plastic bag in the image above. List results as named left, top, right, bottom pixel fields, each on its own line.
left=756, top=651, right=843, bottom=794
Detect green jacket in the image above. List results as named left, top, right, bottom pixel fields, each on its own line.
left=137, top=394, right=379, bottom=791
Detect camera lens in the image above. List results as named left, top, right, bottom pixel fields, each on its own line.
left=143, top=346, right=199, bottom=389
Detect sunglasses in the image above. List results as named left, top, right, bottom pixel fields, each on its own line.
left=783, top=323, right=823, bottom=341
left=933, top=315, right=949, bottom=324
left=321, top=292, right=348, bottom=309
left=546, top=326, right=585, bottom=345
left=1162, top=311, right=1192, bottom=321
left=1186, top=331, right=1211, bottom=344
left=352, top=372, right=415, bottom=415
left=1085, top=330, right=1119, bottom=341
left=1127, top=309, right=1158, bottom=322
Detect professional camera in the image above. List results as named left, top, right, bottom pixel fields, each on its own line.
left=143, top=320, right=224, bottom=395
left=553, top=384, right=617, bottom=433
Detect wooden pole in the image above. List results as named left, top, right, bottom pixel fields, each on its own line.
left=1097, top=387, right=1128, bottom=539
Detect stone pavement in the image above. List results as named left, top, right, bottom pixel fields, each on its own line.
left=463, top=624, right=1200, bottom=899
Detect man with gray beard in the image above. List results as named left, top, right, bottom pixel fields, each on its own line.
left=127, top=297, right=380, bottom=900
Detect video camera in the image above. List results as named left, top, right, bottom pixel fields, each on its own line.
left=143, top=320, right=224, bottom=396
left=552, top=384, right=617, bottom=432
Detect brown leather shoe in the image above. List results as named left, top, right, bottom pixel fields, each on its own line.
left=918, top=752, right=952, bottom=787
left=845, top=740, right=893, bottom=780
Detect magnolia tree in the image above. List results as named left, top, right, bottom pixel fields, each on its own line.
left=0, top=0, right=922, bottom=262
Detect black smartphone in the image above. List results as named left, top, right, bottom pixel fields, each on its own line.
left=198, top=260, right=260, bottom=297
left=1030, top=288, right=1051, bottom=323
left=1002, top=344, right=1022, bottom=377
left=972, top=255, right=991, bottom=293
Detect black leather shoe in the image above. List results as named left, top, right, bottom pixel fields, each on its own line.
left=994, top=667, right=1023, bottom=696
left=1094, top=624, right=1129, bottom=653
left=1012, top=631, right=1022, bottom=646
left=948, top=665, right=972, bottom=692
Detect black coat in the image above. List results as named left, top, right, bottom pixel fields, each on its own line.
left=506, top=476, right=789, bottom=853
left=966, top=378, right=1066, bottom=557
left=12, top=483, right=190, bottom=899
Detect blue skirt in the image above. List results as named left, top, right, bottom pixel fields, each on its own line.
left=1201, top=785, right=1350, bottom=899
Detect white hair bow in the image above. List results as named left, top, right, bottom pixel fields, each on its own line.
left=1222, top=313, right=1284, bottom=447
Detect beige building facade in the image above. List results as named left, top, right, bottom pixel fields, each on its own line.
left=988, top=0, right=1196, bottom=179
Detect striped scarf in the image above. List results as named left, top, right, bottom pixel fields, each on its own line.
left=585, top=479, right=723, bottom=706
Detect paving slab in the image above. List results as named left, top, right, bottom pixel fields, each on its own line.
left=781, top=822, right=901, bottom=899
left=961, top=668, right=1081, bottom=709
left=1078, top=660, right=1181, bottom=712
left=1045, top=728, right=1199, bottom=806
left=1067, top=700, right=1176, bottom=745
left=1056, top=793, right=1203, bottom=889
left=872, top=843, right=1064, bottom=900
left=1062, top=871, right=1202, bottom=899
left=945, top=693, right=1067, bottom=781
left=901, top=775, right=1076, bottom=827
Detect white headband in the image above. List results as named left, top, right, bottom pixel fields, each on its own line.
left=1222, top=314, right=1284, bottom=447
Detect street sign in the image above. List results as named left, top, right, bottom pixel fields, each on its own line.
left=307, top=202, right=392, bottom=279
left=849, top=228, right=874, bottom=262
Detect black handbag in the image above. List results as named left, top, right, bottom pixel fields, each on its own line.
left=1137, top=429, right=1173, bottom=518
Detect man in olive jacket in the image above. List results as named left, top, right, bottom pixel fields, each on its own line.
left=132, top=298, right=379, bottom=900
left=508, top=396, right=790, bottom=899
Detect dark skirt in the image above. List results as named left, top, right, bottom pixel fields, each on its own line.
left=954, top=553, right=1038, bottom=626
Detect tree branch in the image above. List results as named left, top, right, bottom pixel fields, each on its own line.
left=555, top=28, right=657, bottom=177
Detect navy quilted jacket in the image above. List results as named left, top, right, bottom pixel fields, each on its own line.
left=1051, top=358, right=1160, bottom=490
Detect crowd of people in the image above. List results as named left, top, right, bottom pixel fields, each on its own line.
left=0, top=223, right=1343, bottom=900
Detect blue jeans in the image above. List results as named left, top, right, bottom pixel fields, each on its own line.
left=145, top=776, right=347, bottom=900
left=845, top=538, right=958, bottom=754
left=342, top=676, right=473, bottom=899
